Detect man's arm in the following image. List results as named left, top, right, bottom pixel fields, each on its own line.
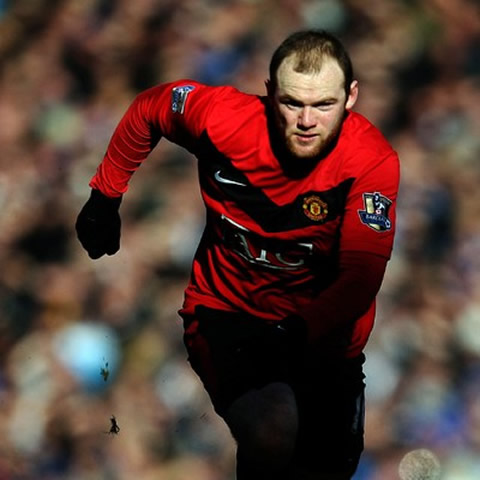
left=89, top=81, right=214, bottom=197
left=76, top=81, right=213, bottom=258
left=284, top=148, right=399, bottom=350
left=90, top=90, right=165, bottom=198
left=75, top=88, right=165, bottom=258
left=297, top=250, right=388, bottom=345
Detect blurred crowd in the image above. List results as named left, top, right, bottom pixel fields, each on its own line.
left=0, top=0, right=479, bottom=478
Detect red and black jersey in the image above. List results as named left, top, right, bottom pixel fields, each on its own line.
left=91, top=80, right=400, bottom=357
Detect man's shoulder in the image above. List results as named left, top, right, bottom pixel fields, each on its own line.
left=165, top=80, right=261, bottom=106
left=336, top=111, right=399, bottom=177
left=169, top=80, right=266, bottom=125
left=138, top=79, right=261, bottom=111
left=137, top=80, right=265, bottom=143
left=343, top=111, right=395, bottom=154
left=192, top=84, right=267, bottom=140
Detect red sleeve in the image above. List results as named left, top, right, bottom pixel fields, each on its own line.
left=89, top=81, right=217, bottom=197
left=340, top=150, right=400, bottom=259
left=298, top=250, right=388, bottom=345
left=89, top=89, right=162, bottom=197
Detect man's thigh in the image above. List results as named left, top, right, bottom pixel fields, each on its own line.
left=182, top=309, right=292, bottom=416
left=291, top=355, right=366, bottom=478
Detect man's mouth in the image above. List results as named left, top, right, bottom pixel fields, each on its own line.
left=295, top=133, right=318, bottom=143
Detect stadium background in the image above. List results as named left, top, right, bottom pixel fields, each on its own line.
left=0, top=0, right=479, bottom=478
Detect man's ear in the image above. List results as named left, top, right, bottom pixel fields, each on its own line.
left=346, top=80, right=359, bottom=110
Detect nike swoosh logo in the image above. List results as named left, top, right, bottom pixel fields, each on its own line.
left=214, top=169, right=247, bottom=187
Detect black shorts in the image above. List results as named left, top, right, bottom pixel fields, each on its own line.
left=182, top=306, right=366, bottom=475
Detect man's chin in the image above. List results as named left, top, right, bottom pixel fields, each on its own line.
left=287, top=143, right=323, bottom=160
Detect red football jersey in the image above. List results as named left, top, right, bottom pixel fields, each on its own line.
left=91, top=80, right=400, bottom=357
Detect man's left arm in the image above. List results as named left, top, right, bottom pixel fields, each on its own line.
left=295, top=250, right=388, bottom=344
left=289, top=150, right=400, bottom=346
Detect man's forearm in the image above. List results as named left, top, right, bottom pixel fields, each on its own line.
left=299, top=250, right=388, bottom=344
left=90, top=94, right=161, bottom=197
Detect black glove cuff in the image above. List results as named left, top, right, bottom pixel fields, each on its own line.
left=90, top=189, right=122, bottom=210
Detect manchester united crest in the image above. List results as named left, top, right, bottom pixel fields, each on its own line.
left=302, top=195, right=328, bottom=221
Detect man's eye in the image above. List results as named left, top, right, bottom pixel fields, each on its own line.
left=287, top=103, right=301, bottom=109
left=315, top=102, right=335, bottom=110
left=281, top=100, right=301, bottom=109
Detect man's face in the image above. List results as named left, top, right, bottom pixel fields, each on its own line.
left=268, top=55, right=358, bottom=159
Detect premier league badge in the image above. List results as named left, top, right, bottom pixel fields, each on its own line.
left=358, top=192, right=392, bottom=231
left=171, top=85, right=195, bottom=114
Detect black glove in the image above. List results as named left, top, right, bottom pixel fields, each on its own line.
left=75, top=189, right=122, bottom=259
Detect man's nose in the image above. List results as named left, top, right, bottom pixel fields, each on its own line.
left=298, top=106, right=316, bottom=128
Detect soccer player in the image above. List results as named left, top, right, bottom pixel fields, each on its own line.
left=76, top=30, right=400, bottom=479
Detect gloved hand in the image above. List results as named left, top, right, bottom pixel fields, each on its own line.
left=75, top=189, right=122, bottom=259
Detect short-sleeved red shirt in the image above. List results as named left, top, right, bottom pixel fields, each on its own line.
left=91, top=80, right=400, bottom=357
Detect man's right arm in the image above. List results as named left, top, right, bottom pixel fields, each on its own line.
left=75, top=85, right=168, bottom=258
left=90, top=80, right=215, bottom=197
left=76, top=80, right=213, bottom=258
left=76, top=79, right=231, bottom=258
left=89, top=87, right=166, bottom=198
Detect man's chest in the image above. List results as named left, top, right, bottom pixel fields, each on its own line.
left=196, top=138, right=354, bottom=271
